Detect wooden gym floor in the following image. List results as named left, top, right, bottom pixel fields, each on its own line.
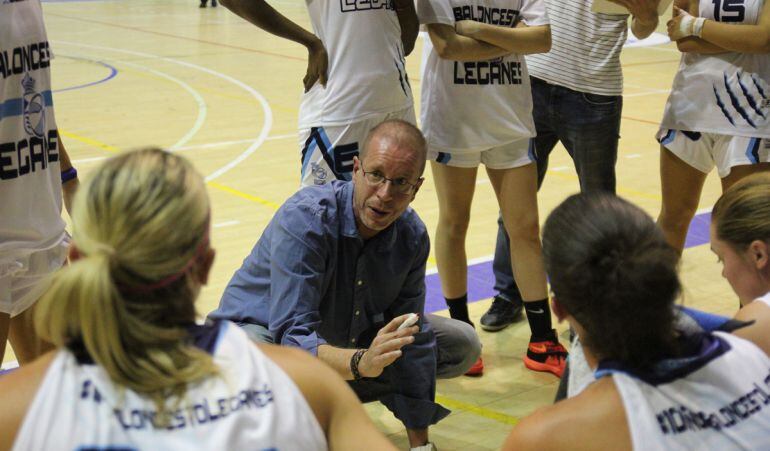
left=5, top=0, right=743, bottom=448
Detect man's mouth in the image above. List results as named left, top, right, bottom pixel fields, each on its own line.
left=368, top=205, right=389, bottom=218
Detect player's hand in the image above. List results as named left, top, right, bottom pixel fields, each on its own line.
left=455, top=20, right=481, bottom=37
left=357, top=314, right=419, bottom=378
left=304, top=38, right=328, bottom=92
left=608, top=0, right=660, bottom=24
left=667, top=6, right=697, bottom=40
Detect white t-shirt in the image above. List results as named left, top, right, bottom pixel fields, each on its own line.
left=660, top=0, right=770, bottom=138
left=600, top=332, right=770, bottom=451
left=0, top=0, right=66, bottom=256
left=526, top=0, right=628, bottom=96
left=298, top=0, right=414, bottom=128
left=417, top=0, right=548, bottom=152
left=12, top=321, right=328, bottom=451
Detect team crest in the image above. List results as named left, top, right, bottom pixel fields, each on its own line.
left=22, top=72, right=47, bottom=139
left=311, top=162, right=328, bottom=185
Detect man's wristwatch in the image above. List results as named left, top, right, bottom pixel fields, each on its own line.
left=349, top=348, right=367, bottom=380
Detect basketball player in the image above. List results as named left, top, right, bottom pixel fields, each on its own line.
left=658, top=0, right=770, bottom=253
left=711, top=172, right=770, bottom=353
left=1, top=0, right=78, bottom=367
left=504, top=193, right=770, bottom=450
left=219, top=0, right=419, bottom=186
left=481, top=0, right=662, bottom=333
left=417, top=0, right=568, bottom=377
left=0, top=148, right=396, bottom=451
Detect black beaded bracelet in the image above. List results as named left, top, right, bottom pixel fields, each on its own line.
left=61, top=167, right=78, bottom=184
left=350, top=348, right=367, bottom=381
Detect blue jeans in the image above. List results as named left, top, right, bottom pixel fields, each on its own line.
left=494, top=77, right=622, bottom=302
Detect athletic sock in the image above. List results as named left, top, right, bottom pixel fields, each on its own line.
left=446, top=294, right=473, bottom=328
left=524, top=299, right=553, bottom=340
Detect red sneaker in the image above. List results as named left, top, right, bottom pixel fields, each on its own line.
left=523, top=331, right=568, bottom=378
left=465, top=357, right=484, bottom=376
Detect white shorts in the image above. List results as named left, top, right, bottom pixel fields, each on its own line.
left=298, top=107, right=417, bottom=187
left=0, top=234, right=69, bottom=317
left=657, top=128, right=770, bottom=178
left=428, top=137, right=534, bottom=169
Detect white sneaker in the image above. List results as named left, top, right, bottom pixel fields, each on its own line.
left=410, top=443, right=437, bottom=451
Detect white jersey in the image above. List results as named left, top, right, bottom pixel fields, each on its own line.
left=661, top=0, right=770, bottom=138
left=298, top=0, right=413, bottom=128
left=0, top=0, right=66, bottom=256
left=597, top=332, right=770, bottom=451
left=417, top=0, right=547, bottom=152
left=12, top=321, right=328, bottom=451
left=756, top=291, right=770, bottom=307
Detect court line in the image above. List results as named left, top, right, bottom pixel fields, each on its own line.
left=55, top=56, right=118, bottom=92
left=111, top=59, right=207, bottom=150
left=435, top=395, right=520, bottom=426
left=55, top=40, right=273, bottom=182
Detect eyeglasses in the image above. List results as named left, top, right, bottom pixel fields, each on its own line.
left=360, top=162, right=420, bottom=195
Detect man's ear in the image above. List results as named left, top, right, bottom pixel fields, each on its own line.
left=352, top=155, right=361, bottom=174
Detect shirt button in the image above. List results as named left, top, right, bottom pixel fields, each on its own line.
left=357, top=280, right=363, bottom=286
left=351, top=338, right=356, bottom=344
left=355, top=310, right=360, bottom=316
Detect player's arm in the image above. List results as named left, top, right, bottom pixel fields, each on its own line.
left=454, top=20, right=551, bottom=55
left=608, top=0, right=660, bottom=40
left=426, top=23, right=512, bottom=61
left=669, top=0, right=770, bottom=53
left=394, top=0, right=419, bottom=56
left=260, top=344, right=397, bottom=450
left=733, top=301, right=770, bottom=356
left=317, top=314, right=419, bottom=380
left=58, top=137, right=78, bottom=215
left=670, top=0, right=729, bottom=53
left=219, top=0, right=328, bottom=91
left=0, top=352, right=56, bottom=450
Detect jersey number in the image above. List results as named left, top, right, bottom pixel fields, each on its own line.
left=712, top=0, right=746, bottom=22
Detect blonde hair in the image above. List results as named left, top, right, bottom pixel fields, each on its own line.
left=36, top=148, right=217, bottom=412
left=712, top=172, right=770, bottom=250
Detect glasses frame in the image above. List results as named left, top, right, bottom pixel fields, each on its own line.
left=359, top=161, right=421, bottom=195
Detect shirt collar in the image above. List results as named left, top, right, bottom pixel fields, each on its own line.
left=339, top=181, right=399, bottom=251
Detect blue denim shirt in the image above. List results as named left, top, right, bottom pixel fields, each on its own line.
left=210, top=181, right=448, bottom=428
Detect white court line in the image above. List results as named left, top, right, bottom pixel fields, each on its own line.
left=626, top=153, right=642, bottom=159
left=1, top=360, right=18, bottom=371
left=214, top=220, right=241, bottom=228
left=111, top=59, right=207, bottom=151
left=55, top=40, right=273, bottom=182
left=550, top=166, right=569, bottom=171
left=625, top=89, right=671, bottom=98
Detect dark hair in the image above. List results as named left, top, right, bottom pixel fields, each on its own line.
left=542, top=193, right=681, bottom=370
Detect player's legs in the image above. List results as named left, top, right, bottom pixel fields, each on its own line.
left=722, top=163, right=770, bottom=190
left=431, top=161, right=478, bottom=301
left=657, top=130, right=713, bottom=253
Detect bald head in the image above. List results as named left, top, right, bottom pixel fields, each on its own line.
left=362, top=119, right=427, bottom=176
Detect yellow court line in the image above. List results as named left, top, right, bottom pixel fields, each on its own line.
left=60, top=129, right=119, bottom=153
left=435, top=395, right=520, bottom=426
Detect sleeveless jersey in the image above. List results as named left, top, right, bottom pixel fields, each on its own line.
left=597, top=332, right=770, bottom=451
left=417, top=0, right=547, bottom=152
left=0, top=0, right=66, bottom=256
left=660, top=0, right=770, bottom=138
left=298, top=0, right=414, bottom=128
left=12, top=321, right=328, bottom=451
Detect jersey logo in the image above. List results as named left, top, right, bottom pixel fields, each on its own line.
left=713, top=71, right=769, bottom=129
left=340, top=0, right=393, bottom=12
left=22, top=73, right=47, bottom=139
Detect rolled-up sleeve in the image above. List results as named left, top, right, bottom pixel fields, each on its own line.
left=381, top=231, right=450, bottom=429
left=268, top=204, right=329, bottom=356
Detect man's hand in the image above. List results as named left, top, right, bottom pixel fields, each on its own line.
left=304, top=38, right=328, bottom=92
left=358, top=313, right=419, bottom=378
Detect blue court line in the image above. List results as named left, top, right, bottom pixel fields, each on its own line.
left=55, top=56, right=118, bottom=93
left=425, top=211, right=713, bottom=313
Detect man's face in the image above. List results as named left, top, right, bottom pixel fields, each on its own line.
left=352, top=137, right=423, bottom=240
